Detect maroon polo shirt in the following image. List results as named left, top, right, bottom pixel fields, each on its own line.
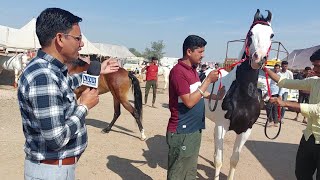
left=167, top=60, right=205, bottom=133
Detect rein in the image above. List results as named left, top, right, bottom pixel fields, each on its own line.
left=263, top=67, right=282, bottom=140
left=208, top=20, right=271, bottom=112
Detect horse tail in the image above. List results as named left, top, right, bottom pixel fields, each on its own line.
left=128, top=72, right=143, bottom=121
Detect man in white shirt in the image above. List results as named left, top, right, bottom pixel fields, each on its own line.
left=279, top=60, right=294, bottom=123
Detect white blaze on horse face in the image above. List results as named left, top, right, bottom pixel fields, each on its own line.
left=249, top=23, right=273, bottom=68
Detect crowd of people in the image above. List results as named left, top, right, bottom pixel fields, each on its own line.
left=17, top=7, right=320, bottom=180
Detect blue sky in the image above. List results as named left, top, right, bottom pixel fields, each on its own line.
left=1, top=1, right=319, bottom=62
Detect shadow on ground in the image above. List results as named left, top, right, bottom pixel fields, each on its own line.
left=245, top=140, right=298, bottom=180
left=106, top=155, right=152, bottom=180
left=106, top=134, right=228, bottom=179
left=86, top=118, right=141, bottom=140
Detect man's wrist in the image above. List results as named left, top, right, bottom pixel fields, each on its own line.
left=79, top=104, right=89, bottom=115
left=197, top=87, right=205, bottom=96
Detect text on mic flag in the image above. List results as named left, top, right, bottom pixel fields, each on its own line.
left=82, top=74, right=99, bottom=88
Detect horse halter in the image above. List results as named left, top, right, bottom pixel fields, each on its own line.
left=208, top=21, right=272, bottom=112
left=244, top=21, right=272, bottom=68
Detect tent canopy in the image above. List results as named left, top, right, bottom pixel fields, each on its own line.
left=283, top=45, right=320, bottom=69
left=0, top=18, right=134, bottom=57
left=93, top=43, right=135, bottom=58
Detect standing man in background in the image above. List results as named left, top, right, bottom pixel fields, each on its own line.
left=198, top=64, right=207, bottom=82
left=279, top=60, right=294, bottom=123
left=293, top=66, right=312, bottom=123
left=142, top=56, right=158, bottom=108
left=265, top=64, right=283, bottom=127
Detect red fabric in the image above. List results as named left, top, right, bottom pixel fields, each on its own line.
left=145, top=64, right=158, bottom=81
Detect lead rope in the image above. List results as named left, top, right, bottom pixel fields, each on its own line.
left=208, top=69, right=223, bottom=111
left=263, top=66, right=282, bottom=140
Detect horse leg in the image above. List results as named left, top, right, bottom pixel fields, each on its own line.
left=227, top=128, right=252, bottom=180
left=14, top=69, right=18, bottom=88
left=101, top=97, right=121, bottom=134
left=121, top=100, right=146, bottom=141
left=214, top=119, right=230, bottom=180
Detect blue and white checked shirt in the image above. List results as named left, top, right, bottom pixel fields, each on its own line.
left=18, top=50, right=87, bottom=161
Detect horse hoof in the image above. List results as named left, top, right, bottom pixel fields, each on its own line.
left=101, top=128, right=111, bottom=134
left=140, top=135, right=147, bottom=141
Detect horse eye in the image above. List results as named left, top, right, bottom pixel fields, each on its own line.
left=270, top=34, right=274, bottom=39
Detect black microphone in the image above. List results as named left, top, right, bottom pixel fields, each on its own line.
left=82, top=61, right=101, bottom=89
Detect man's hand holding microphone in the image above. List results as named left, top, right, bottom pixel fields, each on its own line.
left=79, top=58, right=120, bottom=113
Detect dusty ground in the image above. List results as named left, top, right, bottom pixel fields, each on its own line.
left=0, top=72, right=307, bottom=180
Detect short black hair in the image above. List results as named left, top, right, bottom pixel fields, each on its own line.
left=281, top=61, right=288, bottom=65
left=274, top=64, right=280, bottom=68
left=305, top=66, right=312, bottom=71
left=151, top=56, right=158, bottom=61
left=310, top=48, right=320, bottom=62
left=36, top=8, right=82, bottom=47
left=182, top=35, right=207, bottom=56
left=201, top=64, right=207, bottom=68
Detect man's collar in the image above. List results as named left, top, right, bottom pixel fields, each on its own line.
left=37, top=50, right=68, bottom=76
left=178, top=59, right=197, bottom=70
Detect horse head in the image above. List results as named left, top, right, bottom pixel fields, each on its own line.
left=244, top=9, right=273, bottom=69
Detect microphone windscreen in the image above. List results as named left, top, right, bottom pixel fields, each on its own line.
left=87, top=61, right=101, bottom=76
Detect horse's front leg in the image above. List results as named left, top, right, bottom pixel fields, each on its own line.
left=214, top=119, right=230, bottom=180
left=228, top=128, right=252, bottom=180
left=14, top=69, right=19, bottom=88
left=101, top=97, right=121, bottom=134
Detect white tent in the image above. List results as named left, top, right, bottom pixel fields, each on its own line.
left=93, top=43, right=135, bottom=58
left=0, top=25, right=10, bottom=47
left=0, top=18, right=106, bottom=55
left=0, top=18, right=39, bottom=51
left=79, top=34, right=105, bottom=55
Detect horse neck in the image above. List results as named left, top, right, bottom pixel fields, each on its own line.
left=236, top=60, right=259, bottom=87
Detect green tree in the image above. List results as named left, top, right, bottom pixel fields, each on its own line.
left=129, top=48, right=143, bottom=57
left=143, top=40, right=165, bottom=60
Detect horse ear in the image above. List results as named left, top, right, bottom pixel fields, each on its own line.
left=265, top=10, right=272, bottom=23
left=254, top=9, right=260, bottom=22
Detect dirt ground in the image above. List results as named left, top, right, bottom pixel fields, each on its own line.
left=0, top=72, right=307, bottom=180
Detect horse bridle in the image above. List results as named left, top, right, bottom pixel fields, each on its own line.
left=208, top=21, right=272, bottom=112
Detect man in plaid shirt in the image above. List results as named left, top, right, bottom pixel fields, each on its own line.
left=19, top=8, right=119, bottom=180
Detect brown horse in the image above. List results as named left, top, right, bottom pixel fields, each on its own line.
left=68, top=57, right=146, bottom=140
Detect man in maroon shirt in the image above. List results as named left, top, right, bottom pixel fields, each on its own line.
left=167, top=35, right=223, bottom=180
left=142, top=56, right=158, bottom=108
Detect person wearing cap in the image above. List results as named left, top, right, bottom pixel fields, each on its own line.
left=266, top=48, right=320, bottom=180
left=142, top=56, right=158, bottom=108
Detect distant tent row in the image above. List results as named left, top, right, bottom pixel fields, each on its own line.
left=93, top=43, right=135, bottom=58
left=0, top=18, right=135, bottom=58
left=283, top=45, right=320, bottom=69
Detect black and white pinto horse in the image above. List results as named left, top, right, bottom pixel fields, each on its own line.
left=0, top=53, right=28, bottom=87
left=204, top=9, right=273, bottom=180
